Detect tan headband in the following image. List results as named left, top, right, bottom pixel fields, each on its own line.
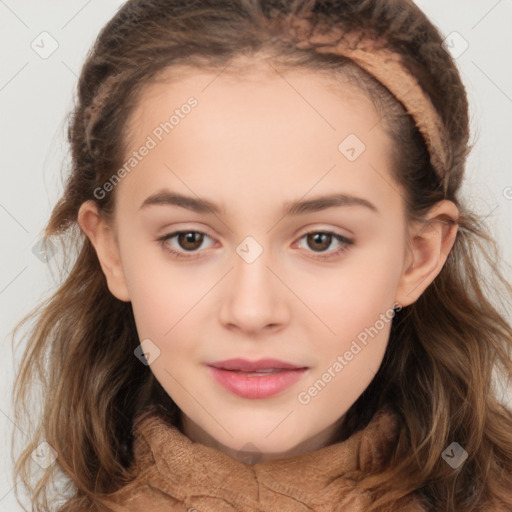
left=278, top=20, right=450, bottom=189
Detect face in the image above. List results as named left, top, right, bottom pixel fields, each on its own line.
left=89, top=62, right=415, bottom=462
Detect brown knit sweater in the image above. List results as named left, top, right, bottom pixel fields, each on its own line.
left=96, top=407, right=428, bottom=511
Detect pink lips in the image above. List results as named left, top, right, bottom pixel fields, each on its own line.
left=207, top=358, right=308, bottom=399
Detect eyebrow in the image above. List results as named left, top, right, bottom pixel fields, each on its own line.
left=139, top=190, right=378, bottom=216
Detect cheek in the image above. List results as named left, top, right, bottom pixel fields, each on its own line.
left=127, top=268, right=200, bottom=340
left=294, top=232, right=403, bottom=405
left=296, top=260, right=398, bottom=416
left=117, top=235, right=192, bottom=338
left=121, top=242, right=225, bottom=355
left=299, top=234, right=404, bottom=339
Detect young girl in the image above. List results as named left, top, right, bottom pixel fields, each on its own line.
left=11, top=0, right=512, bottom=511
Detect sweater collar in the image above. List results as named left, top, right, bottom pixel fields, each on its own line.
left=108, top=405, right=417, bottom=510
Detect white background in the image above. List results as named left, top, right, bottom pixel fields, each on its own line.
left=1, top=1, right=511, bottom=510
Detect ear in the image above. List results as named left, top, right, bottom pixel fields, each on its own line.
left=77, top=200, right=131, bottom=302
left=395, top=200, right=459, bottom=307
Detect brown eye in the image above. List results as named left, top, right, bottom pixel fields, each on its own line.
left=297, top=230, right=353, bottom=261
left=177, top=231, right=204, bottom=251
left=306, top=232, right=332, bottom=252
left=157, top=230, right=214, bottom=259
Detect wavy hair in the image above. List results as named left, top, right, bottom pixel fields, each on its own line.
left=11, top=1, right=512, bottom=511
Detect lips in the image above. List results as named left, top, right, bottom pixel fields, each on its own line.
left=208, top=358, right=306, bottom=372
left=206, top=358, right=309, bottom=399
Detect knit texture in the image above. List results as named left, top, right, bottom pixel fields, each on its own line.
left=97, top=407, right=428, bottom=511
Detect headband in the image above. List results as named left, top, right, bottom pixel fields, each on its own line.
left=278, top=20, right=451, bottom=190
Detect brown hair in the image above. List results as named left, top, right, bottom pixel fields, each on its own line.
left=11, top=1, right=512, bottom=511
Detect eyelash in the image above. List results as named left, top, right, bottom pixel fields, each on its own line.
left=156, top=229, right=353, bottom=261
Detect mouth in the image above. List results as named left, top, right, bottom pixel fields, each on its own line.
left=206, top=358, right=309, bottom=399
left=208, top=357, right=307, bottom=372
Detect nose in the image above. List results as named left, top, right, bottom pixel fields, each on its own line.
left=218, top=245, right=290, bottom=336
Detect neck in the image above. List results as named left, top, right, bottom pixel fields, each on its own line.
left=180, top=412, right=346, bottom=464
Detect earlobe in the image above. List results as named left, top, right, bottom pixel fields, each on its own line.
left=395, top=200, right=459, bottom=307
left=77, top=200, right=131, bottom=302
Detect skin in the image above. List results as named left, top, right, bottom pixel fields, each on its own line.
left=78, top=59, right=458, bottom=464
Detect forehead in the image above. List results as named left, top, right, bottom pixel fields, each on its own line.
left=115, top=61, right=401, bottom=219
left=125, top=60, right=378, bottom=143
